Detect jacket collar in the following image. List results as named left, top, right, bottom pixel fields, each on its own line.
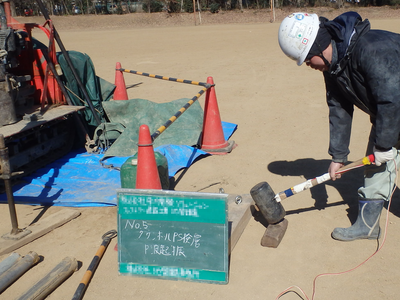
left=326, top=14, right=371, bottom=76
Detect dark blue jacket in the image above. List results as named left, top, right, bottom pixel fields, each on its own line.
left=323, top=12, right=400, bottom=162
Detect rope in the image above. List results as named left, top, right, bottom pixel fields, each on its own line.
left=64, top=85, right=102, bottom=115
left=119, top=68, right=211, bottom=88
left=151, top=85, right=209, bottom=141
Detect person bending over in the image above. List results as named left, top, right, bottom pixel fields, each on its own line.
left=278, top=12, right=400, bottom=241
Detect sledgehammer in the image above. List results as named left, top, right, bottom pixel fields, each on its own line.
left=250, top=154, right=375, bottom=248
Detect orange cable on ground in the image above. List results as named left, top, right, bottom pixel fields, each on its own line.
left=276, top=158, right=397, bottom=300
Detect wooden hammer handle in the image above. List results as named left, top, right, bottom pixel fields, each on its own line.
left=275, top=154, right=375, bottom=202
left=337, top=154, right=375, bottom=174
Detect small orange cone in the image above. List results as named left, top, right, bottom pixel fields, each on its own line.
left=201, top=76, right=236, bottom=154
left=113, top=62, right=129, bottom=100
left=135, top=124, right=162, bottom=189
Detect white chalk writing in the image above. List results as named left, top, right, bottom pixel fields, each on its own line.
left=123, top=220, right=202, bottom=259
left=144, top=244, right=186, bottom=257
left=119, top=195, right=210, bottom=217
left=124, top=219, right=148, bottom=230
left=125, top=264, right=200, bottom=279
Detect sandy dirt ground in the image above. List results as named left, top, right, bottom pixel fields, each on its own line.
left=1, top=6, right=400, bottom=300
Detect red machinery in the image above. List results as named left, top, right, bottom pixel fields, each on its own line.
left=0, top=0, right=97, bottom=240
left=0, top=0, right=87, bottom=181
left=24, top=8, right=33, bottom=17
left=1, top=1, right=65, bottom=123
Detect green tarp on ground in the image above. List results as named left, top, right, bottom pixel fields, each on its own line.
left=101, top=98, right=204, bottom=158
left=54, top=49, right=204, bottom=157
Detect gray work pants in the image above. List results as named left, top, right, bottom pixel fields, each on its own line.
left=358, top=125, right=400, bottom=201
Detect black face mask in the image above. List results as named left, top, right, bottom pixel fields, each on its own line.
left=305, top=20, right=332, bottom=64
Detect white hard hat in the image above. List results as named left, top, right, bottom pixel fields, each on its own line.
left=278, top=13, right=319, bottom=66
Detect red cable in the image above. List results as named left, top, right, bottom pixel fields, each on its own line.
left=310, top=181, right=394, bottom=300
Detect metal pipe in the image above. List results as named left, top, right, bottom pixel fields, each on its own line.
left=0, top=251, right=40, bottom=293
left=0, top=134, right=20, bottom=235
left=0, top=252, right=21, bottom=274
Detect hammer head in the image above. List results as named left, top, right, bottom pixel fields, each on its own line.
left=250, top=181, right=286, bottom=224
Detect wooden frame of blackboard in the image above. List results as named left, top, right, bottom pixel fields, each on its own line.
left=117, top=188, right=229, bottom=284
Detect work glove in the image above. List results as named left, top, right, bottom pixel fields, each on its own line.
left=373, top=146, right=395, bottom=166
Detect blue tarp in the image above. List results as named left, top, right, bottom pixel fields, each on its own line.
left=0, top=122, right=237, bottom=207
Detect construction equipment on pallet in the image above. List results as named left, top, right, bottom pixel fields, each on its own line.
left=0, top=0, right=91, bottom=242
left=0, top=0, right=90, bottom=184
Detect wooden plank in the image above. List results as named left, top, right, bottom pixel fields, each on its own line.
left=0, top=209, right=81, bottom=255
left=0, top=105, right=85, bottom=138
left=228, top=194, right=254, bottom=254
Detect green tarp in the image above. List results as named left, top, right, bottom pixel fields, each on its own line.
left=55, top=49, right=203, bottom=157
left=57, top=50, right=115, bottom=127
left=101, top=98, right=204, bottom=157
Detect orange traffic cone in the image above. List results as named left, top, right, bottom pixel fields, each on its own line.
left=201, top=77, right=236, bottom=154
left=113, top=62, right=129, bottom=100
left=135, top=124, right=162, bottom=189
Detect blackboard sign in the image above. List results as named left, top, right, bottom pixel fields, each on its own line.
left=117, top=188, right=229, bottom=284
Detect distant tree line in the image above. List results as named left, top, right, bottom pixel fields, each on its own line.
left=8, top=0, right=400, bottom=16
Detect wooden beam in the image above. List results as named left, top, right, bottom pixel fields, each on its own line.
left=0, top=209, right=81, bottom=255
